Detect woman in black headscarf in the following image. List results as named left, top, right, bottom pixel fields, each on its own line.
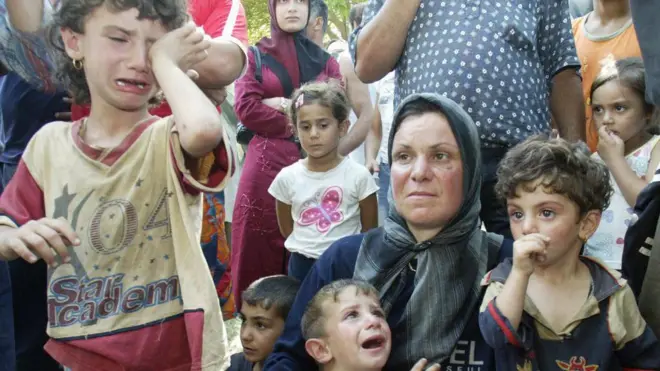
left=264, top=93, right=513, bottom=371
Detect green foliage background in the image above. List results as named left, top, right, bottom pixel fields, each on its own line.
left=242, top=0, right=368, bottom=44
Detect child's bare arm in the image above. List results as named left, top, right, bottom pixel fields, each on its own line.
left=150, top=23, right=224, bottom=158
left=275, top=201, right=294, bottom=239
left=192, top=38, right=245, bottom=89
left=598, top=127, right=654, bottom=206
left=359, top=193, right=378, bottom=233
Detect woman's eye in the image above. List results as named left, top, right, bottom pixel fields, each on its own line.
left=615, top=105, right=626, bottom=112
left=395, top=153, right=409, bottom=161
left=592, top=106, right=603, bottom=113
left=373, top=309, right=385, bottom=318
left=434, top=153, right=448, bottom=160
left=109, top=37, right=127, bottom=43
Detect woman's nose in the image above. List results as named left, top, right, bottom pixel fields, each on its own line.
left=602, top=110, right=614, bottom=125
left=410, top=157, right=431, bottom=181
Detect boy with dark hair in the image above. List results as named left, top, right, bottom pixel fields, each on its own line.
left=479, top=136, right=660, bottom=370
left=230, top=275, right=301, bottom=371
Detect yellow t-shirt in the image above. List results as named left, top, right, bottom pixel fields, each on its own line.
left=0, top=117, right=234, bottom=370
left=572, top=13, right=642, bottom=152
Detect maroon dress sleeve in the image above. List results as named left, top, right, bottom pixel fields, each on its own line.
left=324, top=56, right=344, bottom=84
left=234, top=50, right=292, bottom=139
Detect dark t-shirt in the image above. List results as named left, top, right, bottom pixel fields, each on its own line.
left=630, top=0, right=660, bottom=105
left=227, top=352, right=254, bottom=371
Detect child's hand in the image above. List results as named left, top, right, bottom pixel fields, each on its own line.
left=512, top=233, right=549, bottom=276
left=0, top=218, right=80, bottom=267
left=597, top=126, right=625, bottom=162
left=149, top=22, right=211, bottom=74
left=410, top=358, right=441, bottom=371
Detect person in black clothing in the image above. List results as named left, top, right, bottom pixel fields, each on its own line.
left=228, top=275, right=300, bottom=371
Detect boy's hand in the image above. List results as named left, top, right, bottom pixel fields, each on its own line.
left=597, top=126, right=625, bottom=162
left=512, top=233, right=549, bottom=276
left=410, top=358, right=441, bottom=371
left=0, top=218, right=79, bottom=267
left=149, top=22, right=211, bottom=73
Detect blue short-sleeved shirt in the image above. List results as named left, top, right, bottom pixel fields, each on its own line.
left=350, top=0, right=581, bottom=148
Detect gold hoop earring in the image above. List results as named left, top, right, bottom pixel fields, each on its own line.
left=72, top=59, right=84, bottom=70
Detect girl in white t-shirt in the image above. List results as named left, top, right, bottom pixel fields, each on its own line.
left=268, top=81, right=379, bottom=281
left=585, top=57, right=660, bottom=269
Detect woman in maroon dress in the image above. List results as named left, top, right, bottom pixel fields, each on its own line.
left=231, top=0, right=342, bottom=307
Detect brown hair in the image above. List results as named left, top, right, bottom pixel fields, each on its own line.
left=496, top=136, right=613, bottom=215
left=301, top=279, right=380, bottom=341
left=47, top=0, right=189, bottom=105
left=288, top=80, right=350, bottom=131
left=589, top=57, right=659, bottom=135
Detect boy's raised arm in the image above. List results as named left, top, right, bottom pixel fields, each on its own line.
left=150, top=22, right=224, bottom=158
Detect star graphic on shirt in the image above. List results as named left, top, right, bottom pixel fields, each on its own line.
left=167, top=192, right=174, bottom=198
left=150, top=258, right=156, bottom=264
left=163, top=255, right=169, bottom=260
left=115, top=256, right=120, bottom=262
left=93, top=264, right=99, bottom=271
left=53, top=185, right=76, bottom=219
left=133, top=275, right=139, bottom=281
left=109, top=213, right=115, bottom=219
left=106, top=268, right=111, bottom=272
left=145, top=203, right=150, bottom=207
left=147, top=236, right=153, bottom=241
left=139, top=242, right=144, bottom=248
left=136, top=179, right=143, bottom=187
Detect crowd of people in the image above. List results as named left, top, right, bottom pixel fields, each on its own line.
left=0, top=0, right=659, bottom=370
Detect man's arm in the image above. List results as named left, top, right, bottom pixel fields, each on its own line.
left=550, top=69, right=585, bottom=142
left=6, top=0, right=44, bottom=33
left=337, top=54, right=374, bottom=156
left=1, top=0, right=59, bottom=92
left=349, top=0, right=420, bottom=84
left=538, top=0, right=585, bottom=142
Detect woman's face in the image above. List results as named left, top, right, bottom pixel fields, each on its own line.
left=390, top=112, right=464, bottom=240
left=275, top=0, right=309, bottom=33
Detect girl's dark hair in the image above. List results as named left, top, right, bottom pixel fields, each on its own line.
left=589, top=57, right=658, bottom=134
left=288, top=80, right=350, bottom=128
left=47, top=0, right=189, bottom=105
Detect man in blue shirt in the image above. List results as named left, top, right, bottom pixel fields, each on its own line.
left=349, top=0, right=585, bottom=240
